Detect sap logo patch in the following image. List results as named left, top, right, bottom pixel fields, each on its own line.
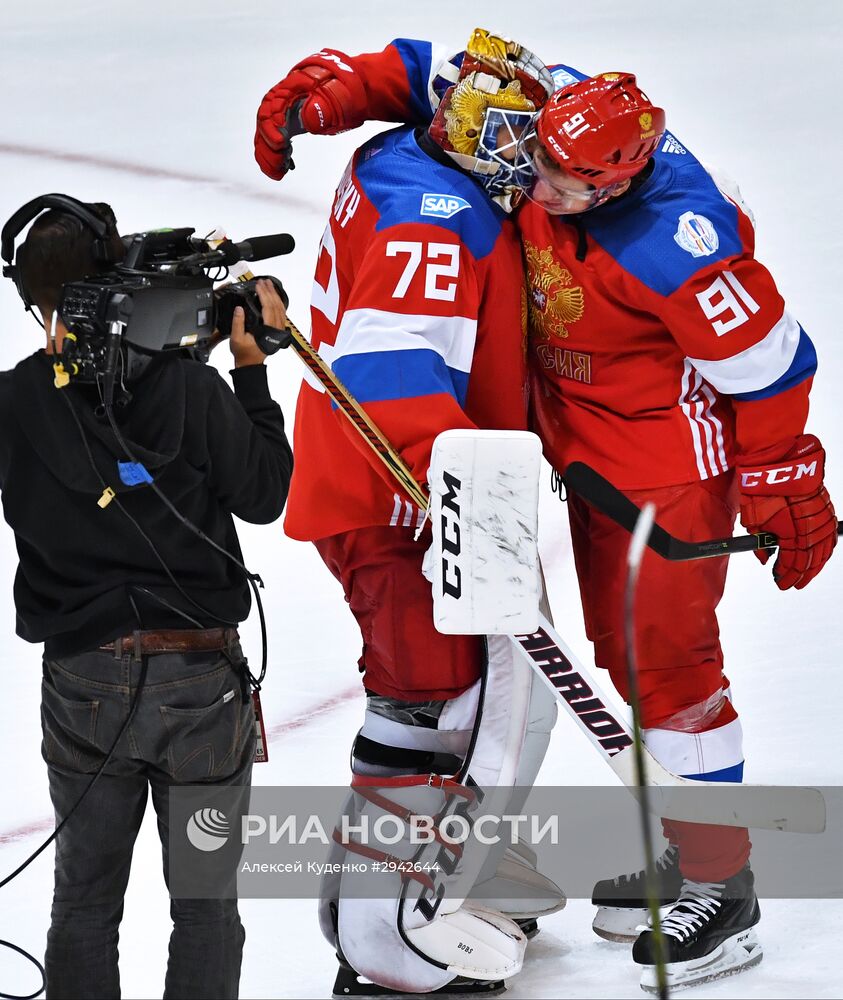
left=674, top=211, right=719, bottom=257
left=420, top=193, right=472, bottom=219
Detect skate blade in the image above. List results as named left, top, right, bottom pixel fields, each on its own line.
left=639, top=929, right=763, bottom=993
left=515, top=917, right=540, bottom=941
left=592, top=906, right=670, bottom=944
left=333, top=963, right=507, bottom=998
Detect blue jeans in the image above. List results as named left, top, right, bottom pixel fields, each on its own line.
left=40, top=639, right=255, bottom=999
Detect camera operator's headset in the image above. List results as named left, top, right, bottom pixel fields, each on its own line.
left=1, top=193, right=120, bottom=325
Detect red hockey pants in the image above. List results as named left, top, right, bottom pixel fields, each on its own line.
left=568, top=472, right=751, bottom=881
left=315, top=524, right=483, bottom=702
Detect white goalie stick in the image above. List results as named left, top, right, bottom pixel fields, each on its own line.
left=217, top=249, right=825, bottom=834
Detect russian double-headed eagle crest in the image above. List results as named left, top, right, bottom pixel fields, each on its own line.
left=524, top=242, right=585, bottom=340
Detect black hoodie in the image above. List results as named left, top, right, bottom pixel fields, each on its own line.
left=0, top=350, right=293, bottom=657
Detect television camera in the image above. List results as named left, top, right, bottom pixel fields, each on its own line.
left=1, top=194, right=295, bottom=406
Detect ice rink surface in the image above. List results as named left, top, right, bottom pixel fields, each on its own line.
left=0, top=2, right=842, bottom=997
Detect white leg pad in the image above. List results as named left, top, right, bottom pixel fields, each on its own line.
left=327, top=614, right=538, bottom=992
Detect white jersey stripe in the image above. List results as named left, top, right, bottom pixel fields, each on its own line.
left=695, top=399, right=719, bottom=479
left=645, top=716, right=744, bottom=777
left=389, top=494, right=426, bottom=529
left=691, top=369, right=720, bottom=478
left=679, top=360, right=709, bottom=481
left=698, top=380, right=730, bottom=473
left=331, top=307, right=478, bottom=375
left=299, top=330, right=333, bottom=395
left=687, top=308, right=800, bottom=395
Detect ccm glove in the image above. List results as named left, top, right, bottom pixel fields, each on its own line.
left=254, top=50, right=368, bottom=180
left=737, top=433, right=837, bottom=590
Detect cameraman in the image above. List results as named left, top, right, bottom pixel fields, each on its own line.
left=0, top=199, right=293, bottom=999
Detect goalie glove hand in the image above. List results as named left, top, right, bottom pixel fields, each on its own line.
left=737, top=433, right=837, bottom=590
left=254, top=50, right=368, bottom=180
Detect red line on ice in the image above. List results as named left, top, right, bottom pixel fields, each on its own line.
left=265, top=685, right=361, bottom=739
left=0, top=141, right=324, bottom=216
left=0, top=818, right=54, bottom=848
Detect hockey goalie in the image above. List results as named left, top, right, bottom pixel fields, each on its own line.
left=279, top=33, right=564, bottom=996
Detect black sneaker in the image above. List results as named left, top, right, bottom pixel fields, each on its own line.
left=591, top=844, right=682, bottom=942
left=633, top=864, right=763, bottom=993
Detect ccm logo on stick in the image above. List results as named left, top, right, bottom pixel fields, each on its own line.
left=440, top=472, right=462, bottom=599
left=741, top=461, right=818, bottom=489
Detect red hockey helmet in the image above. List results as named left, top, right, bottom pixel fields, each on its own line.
left=535, top=72, right=665, bottom=183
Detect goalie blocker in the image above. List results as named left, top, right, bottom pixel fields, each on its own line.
left=429, top=429, right=542, bottom=636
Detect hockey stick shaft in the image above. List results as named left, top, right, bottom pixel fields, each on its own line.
left=211, top=245, right=426, bottom=510
left=626, top=504, right=670, bottom=999
left=285, top=321, right=429, bottom=510
left=279, top=319, right=824, bottom=833
left=565, top=461, right=843, bottom=561
left=511, top=611, right=823, bottom=831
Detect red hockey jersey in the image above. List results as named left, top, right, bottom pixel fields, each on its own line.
left=317, top=40, right=817, bottom=489
left=520, top=159, right=815, bottom=488
left=284, top=127, right=528, bottom=541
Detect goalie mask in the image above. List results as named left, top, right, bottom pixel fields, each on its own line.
left=428, top=29, right=555, bottom=212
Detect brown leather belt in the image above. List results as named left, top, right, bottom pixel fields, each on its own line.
left=100, top=628, right=237, bottom=657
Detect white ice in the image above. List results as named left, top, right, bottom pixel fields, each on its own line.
left=0, top=2, right=841, bottom=998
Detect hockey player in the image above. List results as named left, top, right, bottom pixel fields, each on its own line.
left=255, top=38, right=837, bottom=993
left=273, top=32, right=564, bottom=995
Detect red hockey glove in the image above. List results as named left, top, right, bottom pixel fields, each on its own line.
left=254, top=50, right=368, bottom=180
left=737, top=434, right=837, bottom=590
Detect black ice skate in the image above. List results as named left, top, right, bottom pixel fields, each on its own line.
left=591, top=844, right=682, bottom=942
left=632, top=864, right=762, bottom=993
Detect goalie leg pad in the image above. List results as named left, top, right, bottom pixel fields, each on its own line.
left=335, top=774, right=527, bottom=993
left=471, top=671, right=565, bottom=920
left=321, top=636, right=536, bottom=992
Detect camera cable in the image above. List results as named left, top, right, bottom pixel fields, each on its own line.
left=97, top=389, right=268, bottom=685
left=0, top=648, right=150, bottom=1000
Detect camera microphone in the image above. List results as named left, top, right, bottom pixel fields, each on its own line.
left=218, top=233, right=295, bottom=265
